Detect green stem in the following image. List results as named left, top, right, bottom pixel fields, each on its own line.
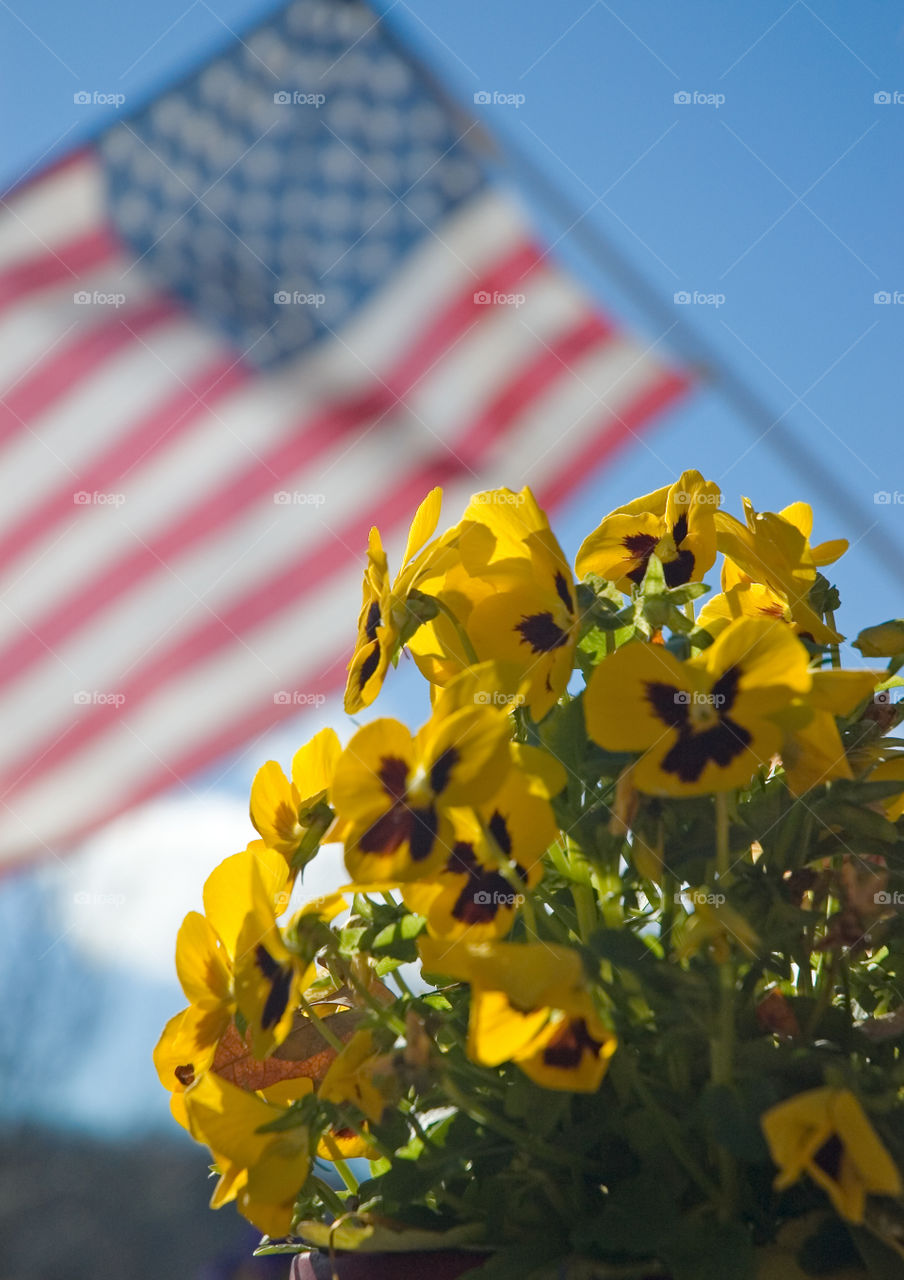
left=320, top=1145, right=359, bottom=1194
left=715, top=791, right=731, bottom=885
left=311, top=1175, right=347, bottom=1218
left=631, top=1071, right=720, bottom=1202
left=297, top=993, right=348, bottom=1054
left=429, top=595, right=480, bottom=666
left=825, top=610, right=841, bottom=669
left=571, top=881, right=597, bottom=943
left=442, top=1074, right=596, bottom=1173
left=711, top=791, right=738, bottom=1221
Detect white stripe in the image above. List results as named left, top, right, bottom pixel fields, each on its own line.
left=0, top=268, right=591, bottom=773
left=0, top=258, right=153, bottom=397
left=0, top=156, right=103, bottom=273
left=0, top=331, right=673, bottom=861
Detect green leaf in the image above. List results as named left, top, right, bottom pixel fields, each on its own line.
left=587, top=928, right=661, bottom=971
left=812, top=800, right=900, bottom=844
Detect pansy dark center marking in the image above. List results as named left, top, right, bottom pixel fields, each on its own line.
left=378, top=756, right=409, bottom=800
left=430, top=746, right=459, bottom=795
left=554, top=571, right=574, bottom=613
left=645, top=682, right=689, bottom=731
left=358, top=800, right=438, bottom=863
left=813, top=1134, right=843, bottom=1181
left=542, top=1017, right=605, bottom=1069
left=255, top=944, right=292, bottom=1030
left=408, top=805, right=439, bottom=861
left=364, top=599, right=382, bottom=643
left=662, top=550, right=695, bottom=588
left=646, top=665, right=751, bottom=783
left=624, top=532, right=659, bottom=583
left=516, top=612, right=570, bottom=653
left=487, top=810, right=513, bottom=857
left=174, top=1063, right=195, bottom=1087
left=358, top=639, right=381, bottom=692
left=659, top=513, right=695, bottom=586
left=444, top=840, right=520, bottom=925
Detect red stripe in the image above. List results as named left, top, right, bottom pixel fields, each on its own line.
left=0, top=297, right=180, bottom=445
left=0, top=242, right=544, bottom=690
left=382, top=242, right=543, bottom=396
left=0, top=367, right=689, bottom=867
left=0, top=313, right=609, bottom=791
left=0, top=356, right=250, bottom=570
left=0, top=228, right=120, bottom=313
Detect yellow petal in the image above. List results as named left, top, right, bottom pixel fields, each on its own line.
left=291, top=727, right=341, bottom=803
left=175, top=911, right=232, bottom=1008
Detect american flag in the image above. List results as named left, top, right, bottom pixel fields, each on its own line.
left=0, top=0, right=688, bottom=867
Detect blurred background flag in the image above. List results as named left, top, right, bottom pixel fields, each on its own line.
left=0, top=0, right=688, bottom=867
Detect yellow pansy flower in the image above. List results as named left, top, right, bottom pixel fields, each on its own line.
left=780, top=669, right=877, bottom=795
left=418, top=938, right=616, bottom=1092
left=249, top=728, right=342, bottom=872
left=234, top=885, right=345, bottom=1060
left=584, top=617, right=813, bottom=796
left=673, top=893, right=759, bottom=963
left=333, top=692, right=512, bottom=885
left=154, top=846, right=291, bottom=1103
left=411, top=488, right=579, bottom=719
left=575, top=469, right=721, bottom=594
left=318, top=1028, right=396, bottom=1124
left=344, top=488, right=446, bottom=713
left=762, top=1086, right=902, bottom=1223
left=715, top=499, right=846, bottom=644
left=697, top=569, right=793, bottom=639
left=183, top=1072, right=312, bottom=1238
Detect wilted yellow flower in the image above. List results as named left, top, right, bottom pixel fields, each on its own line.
left=762, top=1086, right=901, bottom=1223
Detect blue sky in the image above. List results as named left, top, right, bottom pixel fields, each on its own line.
left=2, top=0, right=903, bottom=1134
left=4, top=0, right=903, bottom=627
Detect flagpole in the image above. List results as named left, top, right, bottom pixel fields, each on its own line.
left=497, top=134, right=904, bottom=585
